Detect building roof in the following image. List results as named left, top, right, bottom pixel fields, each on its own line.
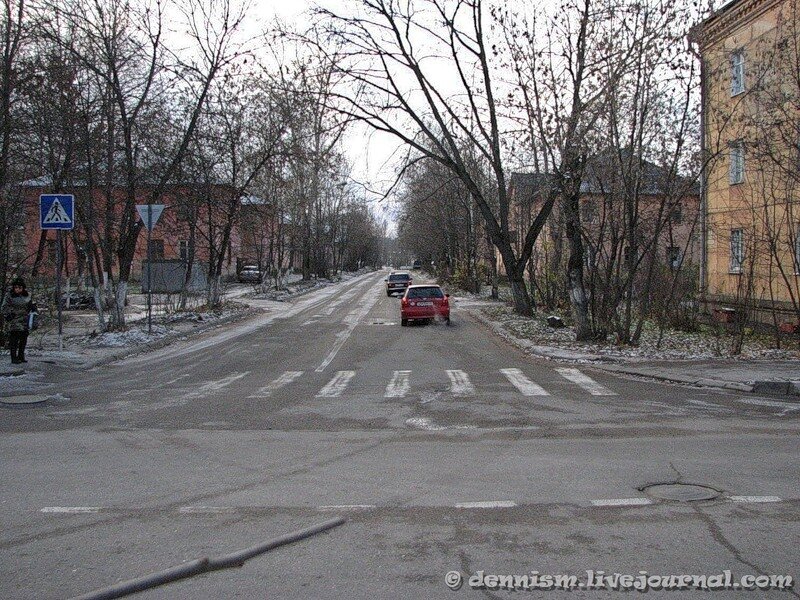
left=690, top=0, right=781, bottom=49
left=511, top=151, right=699, bottom=203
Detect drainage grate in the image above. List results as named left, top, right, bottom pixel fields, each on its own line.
left=642, top=483, right=720, bottom=502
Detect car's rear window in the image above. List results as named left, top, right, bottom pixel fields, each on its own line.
left=407, top=286, right=444, bottom=299
left=389, top=273, right=411, bottom=281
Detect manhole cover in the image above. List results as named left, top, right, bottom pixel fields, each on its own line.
left=643, top=483, right=720, bottom=502
left=0, top=394, right=48, bottom=406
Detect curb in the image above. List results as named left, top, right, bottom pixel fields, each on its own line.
left=466, top=307, right=608, bottom=363
left=466, top=305, right=799, bottom=397
left=593, top=364, right=756, bottom=393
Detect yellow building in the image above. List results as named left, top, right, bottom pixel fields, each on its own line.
left=693, top=0, right=800, bottom=326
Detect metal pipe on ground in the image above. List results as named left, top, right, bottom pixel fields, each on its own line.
left=69, top=517, right=346, bottom=600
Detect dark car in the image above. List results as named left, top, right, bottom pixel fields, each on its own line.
left=58, top=291, right=97, bottom=310
left=238, top=265, right=262, bottom=284
left=385, top=271, right=413, bottom=296
left=412, top=259, right=422, bottom=270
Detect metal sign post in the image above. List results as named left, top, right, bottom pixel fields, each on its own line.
left=40, top=194, right=74, bottom=351
left=56, top=230, right=62, bottom=350
left=136, top=204, right=165, bottom=335
left=147, top=208, right=152, bottom=334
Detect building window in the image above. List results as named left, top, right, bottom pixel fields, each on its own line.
left=46, top=239, right=57, bottom=264
left=795, top=225, right=800, bottom=274
left=729, top=229, right=744, bottom=273
left=581, top=201, right=597, bottom=224
left=731, top=49, right=745, bottom=96
left=623, top=246, right=634, bottom=264
left=666, top=246, right=682, bottom=270
left=729, top=143, right=745, bottom=184
left=178, top=240, right=189, bottom=261
left=669, top=203, right=682, bottom=224
left=148, top=239, right=164, bottom=260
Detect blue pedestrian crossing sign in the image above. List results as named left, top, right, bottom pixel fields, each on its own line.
left=40, top=194, right=75, bottom=230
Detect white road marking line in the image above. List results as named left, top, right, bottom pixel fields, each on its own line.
left=500, top=368, right=549, bottom=396
left=447, top=370, right=476, bottom=396
left=41, top=507, right=102, bottom=514
left=405, top=417, right=447, bottom=431
left=736, top=397, right=800, bottom=416
left=119, top=272, right=379, bottom=366
left=248, top=371, right=303, bottom=398
left=556, top=368, right=617, bottom=396
left=316, top=286, right=381, bottom=372
left=385, top=370, right=411, bottom=398
left=317, top=371, right=356, bottom=397
left=591, top=498, right=653, bottom=507
left=178, top=506, right=237, bottom=514
left=165, top=374, right=191, bottom=385
left=196, top=371, right=250, bottom=395
left=318, top=504, right=376, bottom=511
left=302, top=320, right=318, bottom=327
left=729, top=495, right=782, bottom=503
left=455, top=501, right=517, bottom=509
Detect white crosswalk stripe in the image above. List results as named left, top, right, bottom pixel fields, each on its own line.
left=500, top=368, right=550, bottom=396
left=248, top=371, right=303, bottom=398
left=385, top=370, right=411, bottom=398
left=555, top=368, right=617, bottom=396
left=446, top=370, right=476, bottom=396
left=317, top=371, right=356, bottom=397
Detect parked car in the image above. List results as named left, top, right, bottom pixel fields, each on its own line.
left=385, top=271, right=413, bottom=296
left=238, top=265, right=262, bottom=283
left=400, top=284, right=450, bottom=326
left=58, top=291, right=97, bottom=310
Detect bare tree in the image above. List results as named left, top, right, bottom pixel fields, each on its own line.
left=313, top=0, right=561, bottom=315
left=38, top=0, right=248, bottom=327
left=501, top=0, right=695, bottom=339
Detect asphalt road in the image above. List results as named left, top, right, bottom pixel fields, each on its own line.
left=1, top=270, right=798, bottom=599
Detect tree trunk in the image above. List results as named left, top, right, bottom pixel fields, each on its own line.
left=564, top=194, right=593, bottom=341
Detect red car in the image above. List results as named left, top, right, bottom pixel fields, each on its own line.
left=400, top=285, right=450, bottom=326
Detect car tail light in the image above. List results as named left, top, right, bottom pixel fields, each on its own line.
left=401, top=297, right=408, bottom=306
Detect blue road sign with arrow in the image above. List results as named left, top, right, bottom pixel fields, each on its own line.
left=40, top=194, right=75, bottom=230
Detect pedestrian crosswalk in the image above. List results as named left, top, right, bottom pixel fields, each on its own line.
left=500, top=368, right=550, bottom=396
left=249, top=367, right=618, bottom=399
left=554, top=367, right=616, bottom=396
left=317, top=371, right=356, bottom=397
left=385, top=370, right=411, bottom=398
left=446, top=369, right=476, bottom=396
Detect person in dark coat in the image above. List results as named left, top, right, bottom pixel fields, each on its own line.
left=1, top=278, right=32, bottom=364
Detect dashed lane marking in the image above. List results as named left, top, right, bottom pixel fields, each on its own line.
left=500, top=368, right=550, bottom=396
left=455, top=501, right=517, bottom=509
left=446, top=370, right=476, bottom=396
left=555, top=368, right=617, bottom=396
left=41, top=507, right=102, bottom=514
left=591, top=498, right=653, bottom=507
left=317, top=371, right=356, bottom=397
left=248, top=371, right=303, bottom=398
left=729, top=495, right=782, bottom=503
left=385, top=370, right=411, bottom=398
left=178, top=506, right=237, bottom=514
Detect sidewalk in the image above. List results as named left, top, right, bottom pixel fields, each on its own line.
left=596, top=360, right=800, bottom=396
left=1, top=269, right=375, bottom=375
left=458, top=297, right=800, bottom=398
